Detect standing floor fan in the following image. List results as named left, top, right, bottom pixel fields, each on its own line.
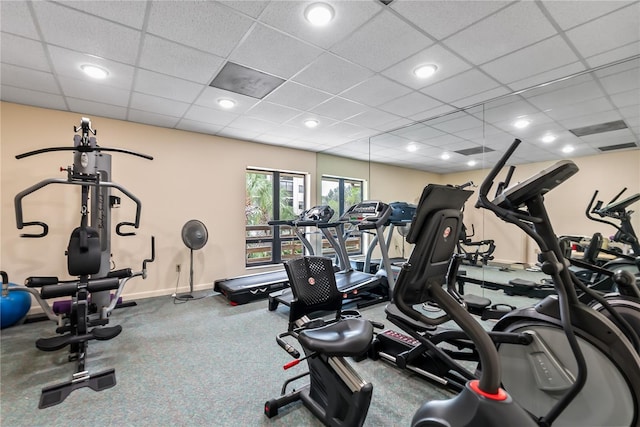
left=176, top=219, right=208, bottom=301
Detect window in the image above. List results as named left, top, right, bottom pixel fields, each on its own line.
left=245, top=169, right=306, bottom=267
left=321, top=177, right=364, bottom=255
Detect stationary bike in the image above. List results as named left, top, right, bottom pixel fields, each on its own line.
left=477, top=138, right=640, bottom=426
left=264, top=256, right=378, bottom=427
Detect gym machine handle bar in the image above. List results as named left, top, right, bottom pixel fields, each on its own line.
left=15, top=179, right=143, bottom=238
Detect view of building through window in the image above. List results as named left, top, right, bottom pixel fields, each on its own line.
left=245, top=169, right=306, bottom=266
left=321, top=177, right=364, bottom=256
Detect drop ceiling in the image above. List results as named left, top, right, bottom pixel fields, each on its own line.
left=1, top=0, right=639, bottom=172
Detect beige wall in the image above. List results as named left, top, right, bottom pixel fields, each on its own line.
left=1, top=102, right=316, bottom=299
left=2, top=102, right=639, bottom=306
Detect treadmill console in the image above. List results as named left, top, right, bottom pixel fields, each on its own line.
left=339, top=201, right=391, bottom=227
left=298, top=205, right=334, bottom=223
left=389, top=202, right=416, bottom=225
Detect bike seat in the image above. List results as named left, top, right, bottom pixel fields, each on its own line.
left=298, top=318, right=373, bottom=357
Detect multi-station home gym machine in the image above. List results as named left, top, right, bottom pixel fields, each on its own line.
left=9, top=117, right=155, bottom=408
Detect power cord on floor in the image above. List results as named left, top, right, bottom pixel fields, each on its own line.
left=171, top=268, right=212, bottom=303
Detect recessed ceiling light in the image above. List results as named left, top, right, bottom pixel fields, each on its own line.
left=80, top=64, right=108, bottom=79
left=304, top=3, right=334, bottom=26
left=441, top=152, right=450, bottom=160
left=513, top=118, right=530, bottom=129
left=467, top=160, right=477, bottom=167
left=414, top=64, right=438, bottom=79
left=217, top=98, right=236, bottom=109
left=562, top=145, right=574, bottom=153
left=304, top=119, right=319, bottom=128
left=407, top=143, right=418, bottom=152
left=541, top=134, right=556, bottom=143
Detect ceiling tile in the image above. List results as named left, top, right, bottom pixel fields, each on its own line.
left=382, top=44, right=473, bottom=90
left=346, top=108, right=403, bottom=129
left=378, top=91, right=443, bottom=117
left=263, top=82, right=332, bottom=111
left=506, top=62, right=586, bottom=92
left=391, top=0, right=511, bottom=40
left=229, top=24, right=323, bottom=79
left=48, top=46, right=135, bottom=90
left=585, top=42, right=640, bottom=68
left=544, top=97, right=615, bottom=121
left=130, top=92, right=190, bottom=117
left=246, top=101, right=303, bottom=124
left=1, top=86, right=66, bottom=110
left=1, top=64, right=59, bottom=94
left=259, top=1, right=382, bottom=50
left=556, top=109, right=624, bottom=130
left=147, top=1, right=253, bottom=57
left=541, top=0, right=634, bottom=30
left=32, top=1, right=141, bottom=64
left=133, top=69, right=203, bottom=103
left=481, top=36, right=579, bottom=84
left=128, top=109, right=180, bottom=128
left=309, top=97, right=365, bottom=121
left=58, top=75, right=130, bottom=106
left=391, top=123, right=445, bottom=142
left=443, top=1, right=557, bottom=65
left=176, top=119, right=224, bottom=135
left=580, top=128, right=636, bottom=146
left=1, top=34, right=50, bottom=72
left=194, top=86, right=260, bottom=113
left=409, top=104, right=456, bottom=122
left=599, top=67, right=640, bottom=95
left=292, top=53, right=373, bottom=95
left=56, top=0, right=148, bottom=29
left=66, top=98, right=127, bottom=121
left=611, top=90, right=640, bottom=109
left=527, top=78, right=606, bottom=111
left=139, top=35, right=224, bottom=84
left=214, top=1, right=269, bottom=18
left=340, top=75, right=412, bottom=107
left=451, top=86, right=511, bottom=108
left=217, top=126, right=262, bottom=141
left=226, top=116, right=278, bottom=134
left=183, top=104, right=239, bottom=126
left=330, top=12, right=434, bottom=72
left=565, top=3, right=640, bottom=59
left=421, top=69, right=502, bottom=103
left=0, top=1, right=39, bottom=39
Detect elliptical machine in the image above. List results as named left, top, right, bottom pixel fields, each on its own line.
left=11, top=117, right=155, bottom=408
left=477, top=139, right=640, bottom=426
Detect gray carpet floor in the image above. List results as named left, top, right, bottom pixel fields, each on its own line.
left=0, top=265, right=545, bottom=427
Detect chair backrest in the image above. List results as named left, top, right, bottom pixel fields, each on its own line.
left=67, top=226, right=101, bottom=276
left=284, top=256, right=342, bottom=325
left=395, top=184, right=472, bottom=306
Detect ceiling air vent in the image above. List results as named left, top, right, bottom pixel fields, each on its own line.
left=454, top=146, right=495, bottom=156
left=569, top=120, right=627, bottom=137
left=210, top=62, right=285, bottom=99
left=598, top=142, right=638, bottom=152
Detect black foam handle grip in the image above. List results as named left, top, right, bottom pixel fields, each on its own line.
left=87, top=277, right=121, bottom=293
left=107, top=268, right=132, bottom=279
left=25, top=276, right=59, bottom=287
left=40, top=282, right=78, bottom=299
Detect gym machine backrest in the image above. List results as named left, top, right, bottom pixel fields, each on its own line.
left=392, top=183, right=536, bottom=427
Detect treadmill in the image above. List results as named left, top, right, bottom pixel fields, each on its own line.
left=268, top=200, right=395, bottom=311
left=354, top=201, right=416, bottom=275
left=214, top=205, right=334, bottom=305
